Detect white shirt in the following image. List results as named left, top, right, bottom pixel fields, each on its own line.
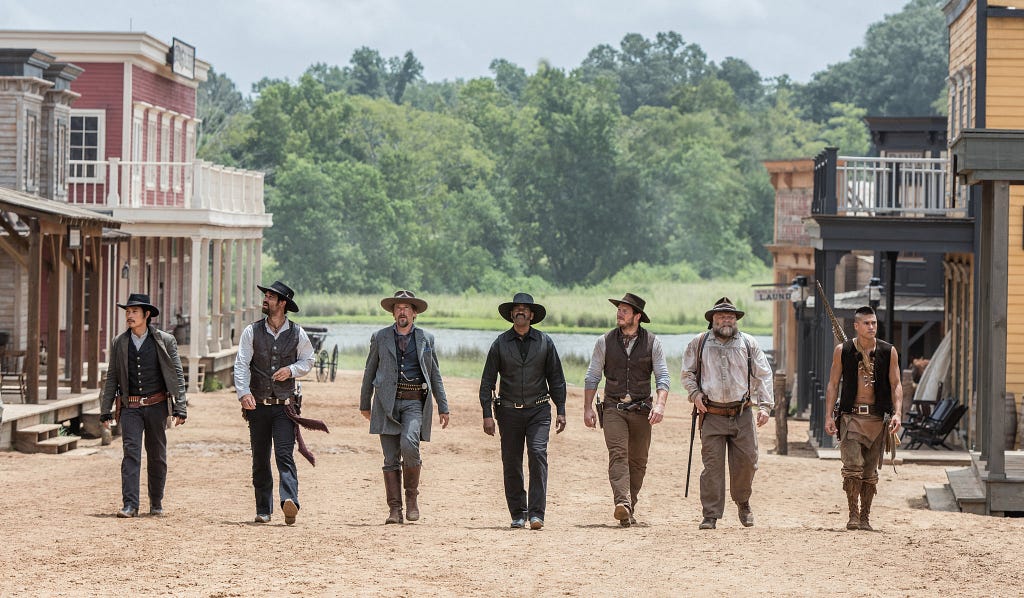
left=681, top=331, right=774, bottom=414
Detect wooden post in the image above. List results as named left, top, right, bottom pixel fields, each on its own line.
left=46, top=234, right=61, bottom=401
left=774, top=372, right=788, bottom=455
left=86, top=235, right=101, bottom=389
left=26, top=220, right=41, bottom=404
left=70, top=246, right=84, bottom=394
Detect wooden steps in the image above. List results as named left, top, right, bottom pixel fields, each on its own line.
left=15, top=423, right=80, bottom=454
left=946, top=466, right=987, bottom=515
left=924, top=483, right=960, bottom=512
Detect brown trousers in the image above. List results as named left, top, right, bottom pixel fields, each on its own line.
left=839, top=414, right=885, bottom=485
left=602, top=406, right=653, bottom=508
left=699, top=408, right=758, bottom=519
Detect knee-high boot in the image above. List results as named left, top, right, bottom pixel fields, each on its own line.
left=859, top=482, right=876, bottom=531
left=383, top=470, right=403, bottom=524
left=843, top=477, right=861, bottom=530
left=403, top=465, right=421, bottom=522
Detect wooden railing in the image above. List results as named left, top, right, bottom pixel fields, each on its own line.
left=65, top=158, right=265, bottom=214
left=813, top=147, right=967, bottom=217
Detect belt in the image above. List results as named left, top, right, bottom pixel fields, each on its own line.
left=494, top=396, right=549, bottom=409
left=614, top=399, right=652, bottom=413
left=845, top=404, right=883, bottom=416
left=396, top=389, right=426, bottom=401
left=124, top=391, right=168, bottom=407
left=255, top=397, right=291, bottom=406
left=703, top=400, right=750, bottom=417
left=397, top=382, right=427, bottom=392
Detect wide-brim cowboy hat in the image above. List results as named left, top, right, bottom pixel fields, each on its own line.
left=704, top=296, right=744, bottom=328
left=381, top=290, right=428, bottom=314
left=257, top=281, right=299, bottom=313
left=117, top=293, right=160, bottom=318
left=609, top=292, right=650, bottom=324
left=498, top=292, right=547, bottom=324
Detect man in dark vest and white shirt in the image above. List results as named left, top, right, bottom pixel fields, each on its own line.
left=234, top=281, right=315, bottom=525
left=361, top=290, right=450, bottom=524
left=825, top=305, right=902, bottom=531
left=583, top=293, right=669, bottom=527
left=100, top=293, right=187, bottom=518
left=479, top=293, right=567, bottom=530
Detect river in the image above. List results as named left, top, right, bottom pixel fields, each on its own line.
left=313, top=323, right=772, bottom=363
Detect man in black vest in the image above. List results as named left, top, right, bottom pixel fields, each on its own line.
left=583, top=293, right=670, bottom=527
left=100, top=293, right=187, bottom=518
left=479, top=293, right=567, bottom=530
left=234, top=281, right=315, bottom=525
left=825, top=306, right=902, bottom=531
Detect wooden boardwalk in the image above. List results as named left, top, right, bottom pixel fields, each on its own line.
left=0, top=388, right=101, bottom=449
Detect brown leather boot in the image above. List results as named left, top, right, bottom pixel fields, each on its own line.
left=403, top=465, right=421, bottom=522
left=383, top=470, right=403, bottom=524
left=843, top=477, right=861, bottom=530
left=858, top=482, right=876, bottom=531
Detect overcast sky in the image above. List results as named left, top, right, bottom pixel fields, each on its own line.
left=4, top=0, right=906, bottom=95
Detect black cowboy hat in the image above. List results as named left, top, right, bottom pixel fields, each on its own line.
left=498, top=292, right=547, bottom=325
left=117, top=293, right=159, bottom=318
left=257, top=281, right=299, bottom=313
left=609, top=292, right=650, bottom=324
left=704, top=296, right=745, bottom=329
left=381, top=290, right=428, bottom=314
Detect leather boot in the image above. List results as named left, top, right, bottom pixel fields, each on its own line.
left=403, top=465, right=421, bottom=522
left=383, top=470, right=403, bottom=524
left=843, top=477, right=861, bottom=530
left=858, top=483, right=876, bottom=531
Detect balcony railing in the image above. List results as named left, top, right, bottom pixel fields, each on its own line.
left=65, top=158, right=265, bottom=215
left=812, top=147, right=967, bottom=217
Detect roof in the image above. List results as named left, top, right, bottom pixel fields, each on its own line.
left=0, top=186, right=121, bottom=227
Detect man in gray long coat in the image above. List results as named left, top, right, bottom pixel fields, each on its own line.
left=101, top=293, right=187, bottom=518
left=360, top=290, right=449, bottom=524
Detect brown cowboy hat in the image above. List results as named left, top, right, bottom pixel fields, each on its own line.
left=609, top=292, right=650, bottom=324
left=257, top=281, right=299, bottom=313
left=381, top=290, right=428, bottom=314
left=117, top=293, right=159, bottom=318
left=498, top=292, right=547, bottom=324
left=704, top=296, right=744, bottom=329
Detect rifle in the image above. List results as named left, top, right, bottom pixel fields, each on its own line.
left=685, top=405, right=697, bottom=497
left=815, top=281, right=847, bottom=432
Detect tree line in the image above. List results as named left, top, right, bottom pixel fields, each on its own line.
left=197, top=0, right=947, bottom=295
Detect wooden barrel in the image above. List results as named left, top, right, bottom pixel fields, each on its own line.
left=1006, top=392, right=1018, bottom=451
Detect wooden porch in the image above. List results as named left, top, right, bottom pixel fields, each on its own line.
left=0, top=386, right=101, bottom=451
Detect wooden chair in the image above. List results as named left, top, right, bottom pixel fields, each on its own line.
left=905, top=402, right=968, bottom=450
left=0, top=350, right=26, bottom=402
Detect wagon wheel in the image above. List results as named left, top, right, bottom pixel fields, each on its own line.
left=315, top=349, right=329, bottom=382
left=329, top=344, right=339, bottom=382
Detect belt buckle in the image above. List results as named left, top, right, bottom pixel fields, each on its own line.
left=513, top=402, right=525, bottom=409
left=855, top=404, right=870, bottom=415
left=139, top=395, right=151, bottom=406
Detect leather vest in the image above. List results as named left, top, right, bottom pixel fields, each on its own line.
left=250, top=318, right=299, bottom=400
left=497, top=331, right=552, bottom=403
left=603, top=327, right=654, bottom=400
left=127, top=335, right=165, bottom=396
left=839, top=339, right=894, bottom=414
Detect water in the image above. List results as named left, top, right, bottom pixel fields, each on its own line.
left=314, top=323, right=772, bottom=363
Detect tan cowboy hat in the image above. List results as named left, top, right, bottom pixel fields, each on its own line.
left=704, top=296, right=745, bottom=329
left=381, top=290, right=428, bottom=314
left=498, top=292, right=547, bottom=324
left=609, top=292, right=650, bottom=324
left=257, top=281, right=299, bottom=313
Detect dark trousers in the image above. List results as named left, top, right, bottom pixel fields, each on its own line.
left=247, top=404, right=298, bottom=516
left=496, top=404, right=551, bottom=520
left=119, top=403, right=168, bottom=510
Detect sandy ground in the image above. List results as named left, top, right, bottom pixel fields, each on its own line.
left=1, top=370, right=1023, bottom=598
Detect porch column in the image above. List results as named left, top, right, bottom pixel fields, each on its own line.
left=210, top=239, right=222, bottom=352
left=26, top=220, right=42, bottom=404
left=70, top=244, right=85, bottom=394
left=247, top=238, right=258, bottom=321
left=220, top=239, right=232, bottom=348
left=980, top=181, right=1008, bottom=480
left=234, top=238, right=244, bottom=345
left=46, top=235, right=62, bottom=401
left=188, top=236, right=204, bottom=394
left=86, top=235, right=102, bottom=389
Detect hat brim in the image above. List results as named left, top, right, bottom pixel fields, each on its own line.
left=257, top=285, right=299, bottom=313
left=704, top=308, right=745, bottom=323
left=382, top=297, right=428, bottom=314
left=608, top=298, right=650, bottom=323
left=117, top=302, right=159, bottom=318
left=498, top=302, right=546, bottom=325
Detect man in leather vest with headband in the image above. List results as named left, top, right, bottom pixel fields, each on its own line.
left=825, top=305, right=902, bottom=531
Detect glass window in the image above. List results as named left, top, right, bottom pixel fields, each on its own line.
left=69, top=112, right=105, bottom=180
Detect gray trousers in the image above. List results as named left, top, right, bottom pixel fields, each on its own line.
left=699, top=408, right=758, bottom=519
left=380, top=399, right=424, bottom=471
left=119, top=403, right=168, bottom=510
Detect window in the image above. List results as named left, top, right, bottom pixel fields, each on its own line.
left=25, top=114, right=37, bottom=192
left=69, top=110, right=105, bottom=181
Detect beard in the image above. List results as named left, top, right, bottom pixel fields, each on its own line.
left=261, top=303, right=270, bottom=315
left=714, top=324, right=737, bottom=339
left=397, top=315, right=409, bottom=327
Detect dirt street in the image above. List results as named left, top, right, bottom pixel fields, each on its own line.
left=1, top=371, right=1022, bottom=597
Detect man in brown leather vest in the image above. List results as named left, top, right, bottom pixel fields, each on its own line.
left=825, top=306, right=902, bottom=531
left=583, top=293, right=669, bottom=527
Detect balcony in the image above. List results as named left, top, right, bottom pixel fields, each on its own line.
left=66, top=158, right=265, bottom=216
left=812, top=147, right=967, bottom=217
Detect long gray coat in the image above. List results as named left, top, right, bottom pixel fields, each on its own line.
left=100, top=325, right=188, bottom=418
left=359, top=326, right=448, bottom=441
